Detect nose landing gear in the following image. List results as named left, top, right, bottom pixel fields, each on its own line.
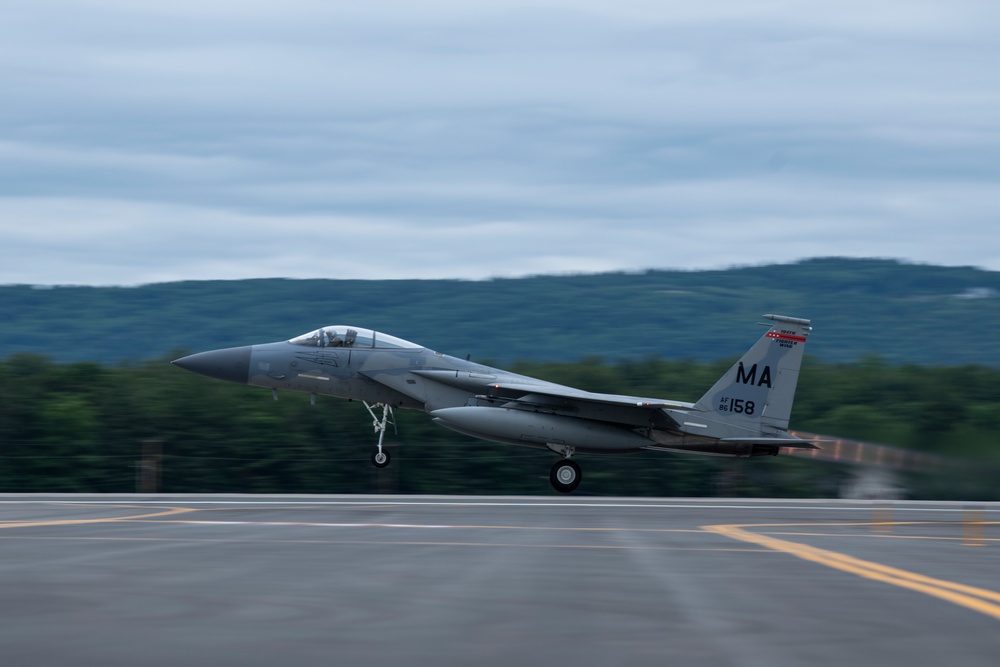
left=364, top=402, right=395, bottom=469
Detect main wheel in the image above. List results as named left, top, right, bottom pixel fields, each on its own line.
left=549, top=459, right=581, bottom=493
left=371, top=450, right=391, bottom=469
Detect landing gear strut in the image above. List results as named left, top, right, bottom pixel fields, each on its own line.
left=364, top=402, right=395, bottom=469
left=549, top=448, right=581, bottom=493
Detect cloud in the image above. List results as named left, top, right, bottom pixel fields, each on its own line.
left=1, top=1, right=999, bottom=284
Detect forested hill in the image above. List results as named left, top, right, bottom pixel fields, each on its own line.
left=3, top=257, right=1000, bottom=366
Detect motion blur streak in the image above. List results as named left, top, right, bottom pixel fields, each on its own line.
left=704, top=522, right=1000, bottom=622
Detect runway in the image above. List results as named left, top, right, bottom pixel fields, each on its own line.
left=1, top=495, right=998, bottom=667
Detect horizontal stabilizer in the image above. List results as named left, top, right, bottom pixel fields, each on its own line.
left=719, top=437, right=820, bottom=450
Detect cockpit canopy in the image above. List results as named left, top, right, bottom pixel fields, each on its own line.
left=289, top=326, right=422, bottom=350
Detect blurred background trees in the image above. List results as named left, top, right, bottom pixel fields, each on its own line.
left=4, top=257, right=999, bottom=497
left=1, top=353, right=996, bottom=498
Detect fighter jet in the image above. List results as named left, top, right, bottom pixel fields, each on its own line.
left=173, top=314, right=817, bottom=492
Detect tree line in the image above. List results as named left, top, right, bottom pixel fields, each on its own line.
left=0, top=353, right=997, bottom=498
left=5, top=257, right=1000, bottom=367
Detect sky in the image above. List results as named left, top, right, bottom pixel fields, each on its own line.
left=2, top=0, right=999, bottom=285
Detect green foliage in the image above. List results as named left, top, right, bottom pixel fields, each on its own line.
left=0, top=354, right=997, bottom=498
left=4, top=258, right=1000, bottom=367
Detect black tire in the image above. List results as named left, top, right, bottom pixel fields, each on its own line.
left=549, top=459, right=581, bottom=493
left=371, top=450, right=391, bottom=469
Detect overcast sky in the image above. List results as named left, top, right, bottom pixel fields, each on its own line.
left=2, top=1, right=998, bottom=285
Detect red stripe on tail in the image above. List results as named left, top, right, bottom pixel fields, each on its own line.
left=767, top=332, right=807, bottom=343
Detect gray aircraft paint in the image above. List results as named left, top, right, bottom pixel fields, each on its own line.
left=174, top=315, right=816, bottom=492
left=686, top=314, right=811, bottom=439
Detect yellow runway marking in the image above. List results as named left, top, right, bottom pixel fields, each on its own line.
left=766, top=530, right=1000, bottom=543
left=0, top=505, right=198, bottom=529
left=0, top=506, right=743, bottom=552
left=704, top=522, right=1000, bottom=622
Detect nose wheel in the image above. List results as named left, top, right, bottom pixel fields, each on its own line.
left=371, top=450, right=391, bottom=468
left=550, top=459, right=581, bottom=493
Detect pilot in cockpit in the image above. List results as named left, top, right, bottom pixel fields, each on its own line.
left=345, top=329, right=357, bottom=347
left=325, top=330, right=343, bottom=347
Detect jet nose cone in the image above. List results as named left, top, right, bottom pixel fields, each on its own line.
left=172, top=346, right=252, bottom=384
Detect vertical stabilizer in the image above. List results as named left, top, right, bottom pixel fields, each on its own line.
left=689, top=314, right=811, bottom=438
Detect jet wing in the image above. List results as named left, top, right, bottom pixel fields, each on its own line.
left=491, top=382, right=696, bottom=410
left=410, top=369, right=693, bottom=430
left=410, top=369, right=693, bottom=409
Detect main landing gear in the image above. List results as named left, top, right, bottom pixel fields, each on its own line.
left=365, top=402, right=395, bottom=469
left=549, top=447, right=581, bottom=493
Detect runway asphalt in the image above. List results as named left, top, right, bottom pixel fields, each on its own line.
left=0, top=495, right=998, bottom=667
